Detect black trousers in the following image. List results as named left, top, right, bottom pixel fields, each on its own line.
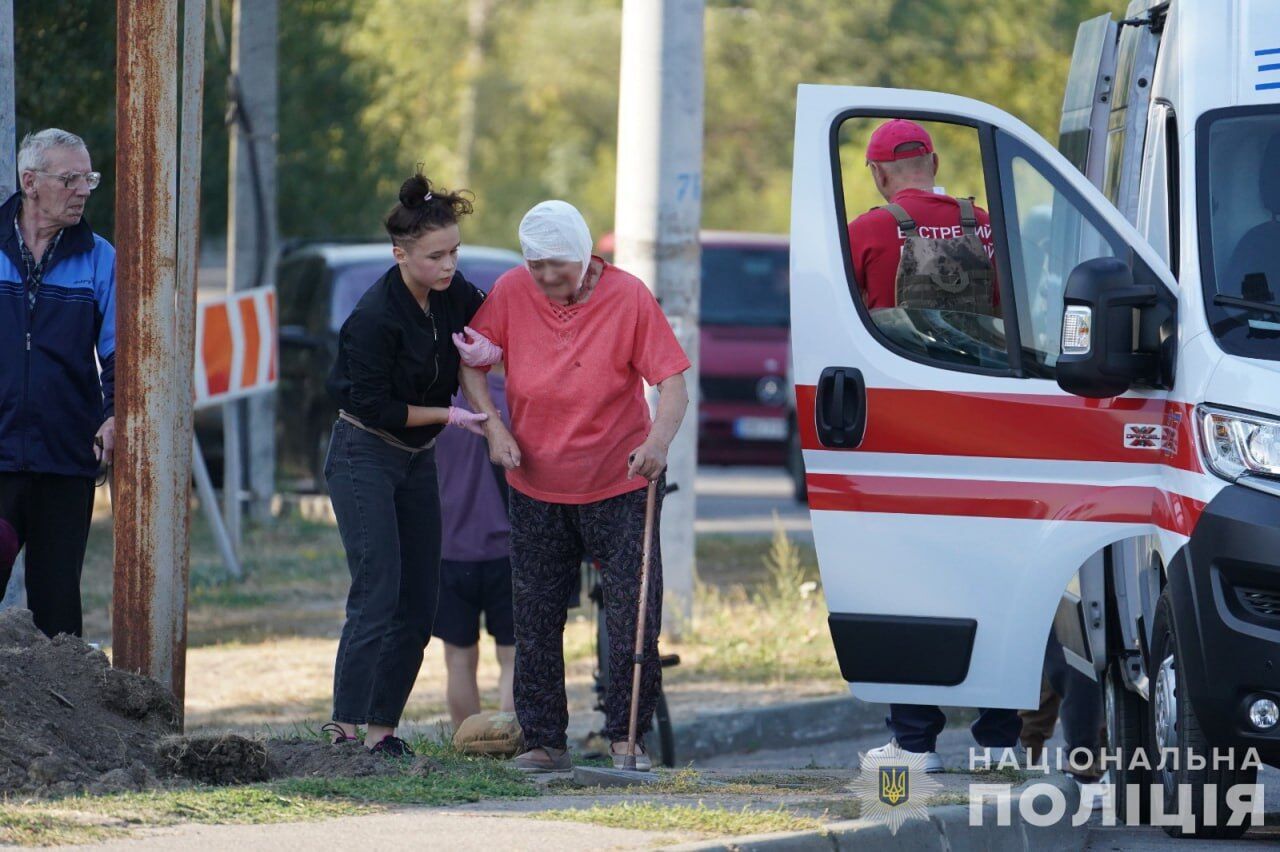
left=0, top=472, right=96, bottom=637
left=508, top=479, right=664, bottom=751
left=888, top=704, right=1023, bottom=754
left=325, top=419, right=442, bottom=728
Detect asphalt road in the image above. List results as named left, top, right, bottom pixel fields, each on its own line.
left=693, top=465, right=810, bottom=537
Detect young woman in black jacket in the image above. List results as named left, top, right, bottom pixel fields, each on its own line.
left=322, top=172, right=488, bottom=756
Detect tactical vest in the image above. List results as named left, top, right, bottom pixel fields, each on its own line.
left=881, top=197, right=996, bottom=316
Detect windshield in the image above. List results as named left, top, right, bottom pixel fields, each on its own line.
left=1198, top=107, right=1280, bottom=360
left=700, top=245, right=790, bottom=327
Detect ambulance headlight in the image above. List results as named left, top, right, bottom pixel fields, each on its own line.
left=1061, top=306, right=1092, bottom=355
left=1199, top=406, right=1280, bottom=481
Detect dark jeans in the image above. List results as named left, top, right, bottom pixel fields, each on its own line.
left=508, top=479, right=664, bottom=751
left=0, top=472, right=95, bottom=637
left=325, top=419, right=442, bottom=728
left=888, top=704, right=1023, bottom=754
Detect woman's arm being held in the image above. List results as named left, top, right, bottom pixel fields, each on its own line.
left=626, top=372, right=689, bottom=480
left=460, top=365, right=521, bottom=468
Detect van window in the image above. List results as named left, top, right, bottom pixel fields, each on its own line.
left=998, top=136, right=1125, bottom=371
left=701, top=245, right=789, bottom=327
left=1196, top=106, right=1280, bottom=362
left=330, top=262, right=388, bottom=331
left=836, top=117, right=1009, bottom=372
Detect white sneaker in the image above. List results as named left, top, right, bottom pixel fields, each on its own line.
left=866, top=739, right=944, bottom=774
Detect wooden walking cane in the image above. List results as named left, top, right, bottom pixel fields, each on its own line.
left=622, top=478, right=659, bottom=771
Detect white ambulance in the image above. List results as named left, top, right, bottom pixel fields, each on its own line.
left=791, top=0, right=1280, bottom=838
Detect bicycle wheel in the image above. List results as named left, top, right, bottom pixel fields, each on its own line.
left=653, top=688, right=675, bottom=767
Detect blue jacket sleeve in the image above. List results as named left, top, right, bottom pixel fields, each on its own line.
left=95, top=238, right=117, bottom=420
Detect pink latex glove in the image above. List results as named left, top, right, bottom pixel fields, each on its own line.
left=451, top=326, right=504, bottom=367
left=447, top=406, right=489, bottom=436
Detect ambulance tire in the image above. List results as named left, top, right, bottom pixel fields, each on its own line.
left=1104, top=658, right=1152, bottom=825
left=1148, top=588, right=1255, bottom=839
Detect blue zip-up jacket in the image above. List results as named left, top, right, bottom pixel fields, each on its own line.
left=0, top=191, right=116, bottom=478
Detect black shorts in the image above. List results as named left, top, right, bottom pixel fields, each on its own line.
left=432, top=557, right=515, bottom=647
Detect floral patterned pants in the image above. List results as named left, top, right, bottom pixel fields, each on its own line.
left=508, top=479, right=665, bottom=751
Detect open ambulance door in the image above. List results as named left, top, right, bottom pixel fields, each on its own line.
left=1058, top=13, right=1119, bottom=186
left=790, top=85, right=1183, bottom=710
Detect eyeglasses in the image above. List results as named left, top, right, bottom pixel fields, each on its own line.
left=34, top=170, right=101, bottom=190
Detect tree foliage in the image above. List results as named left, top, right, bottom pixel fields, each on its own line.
left=14, top=0, right=1117, bottom=247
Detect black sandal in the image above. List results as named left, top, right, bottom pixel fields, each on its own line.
left=321, top=722, right=360, bottom=745
left=368, top=735, right=415, bottom=758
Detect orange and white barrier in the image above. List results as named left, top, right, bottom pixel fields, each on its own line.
left=194, top=286, right=277, bottom=409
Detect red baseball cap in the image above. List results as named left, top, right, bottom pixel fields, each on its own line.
left=866, top=119, right=935, bottom=163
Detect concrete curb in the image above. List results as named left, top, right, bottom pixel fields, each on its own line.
left=673, top=696, right=889, bottom=762
left=672, top=697, right=980, bottom=763
left=660, top=773, right=1082, bottom=851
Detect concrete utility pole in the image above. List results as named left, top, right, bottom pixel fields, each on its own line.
left=0, top=0, right=21, bottom=613
left=613, top=0, right=705, bottom=633
left=114, top=0, right=195, bottom=706
left=226, top=0, right=278, bottom=531
left=0, top=0, right=13, bottom=200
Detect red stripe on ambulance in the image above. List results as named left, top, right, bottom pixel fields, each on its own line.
left=806, top=473, right=1204, bottom=537
left=796, top=385, right=1200, bottom=472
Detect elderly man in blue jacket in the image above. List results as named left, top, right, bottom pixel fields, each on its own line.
left=0, top=128, right=116, bottom=638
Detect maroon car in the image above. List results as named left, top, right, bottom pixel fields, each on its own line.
left=598, top=231, right=790, bottom=466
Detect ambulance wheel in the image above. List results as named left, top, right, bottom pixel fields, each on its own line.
left=1105, top=656, right=1151, bottom=824
left=1148, top=588, right=1255, bottom=839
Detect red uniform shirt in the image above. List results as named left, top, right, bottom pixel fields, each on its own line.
left=847, top=188, right=997, bottom=310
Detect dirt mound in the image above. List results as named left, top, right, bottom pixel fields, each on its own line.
left=0, top=609, right=444, bottom=795
left=0, top=609, right=179, bottom=797
left=157, top=734, right=274, bottom=785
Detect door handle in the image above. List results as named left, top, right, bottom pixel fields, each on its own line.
left=815, top=366, right=866, bottom=449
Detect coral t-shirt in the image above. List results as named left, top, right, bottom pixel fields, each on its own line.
left=469, top=260, right=690, bottom=505
left=847, top=188, right=997, bottom=310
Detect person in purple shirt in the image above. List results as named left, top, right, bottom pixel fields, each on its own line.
left=433, top=367, right=515, bottom=726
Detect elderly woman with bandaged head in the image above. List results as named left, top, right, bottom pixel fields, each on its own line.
left=455, top=200, right=690, bottom=773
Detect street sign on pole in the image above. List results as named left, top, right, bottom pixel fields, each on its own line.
left=613, top=0, right=706, bottom=633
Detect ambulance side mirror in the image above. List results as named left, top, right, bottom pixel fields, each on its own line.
left=1055, top=257, right=1174, bottom=399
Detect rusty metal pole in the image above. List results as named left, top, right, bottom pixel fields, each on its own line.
left=113, top=0, right=186, bottom=707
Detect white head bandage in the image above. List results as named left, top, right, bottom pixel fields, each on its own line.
left=518, top=200, right=594, bottom=288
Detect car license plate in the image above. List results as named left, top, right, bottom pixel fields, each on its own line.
left=733, top=416, right=787, bottom=441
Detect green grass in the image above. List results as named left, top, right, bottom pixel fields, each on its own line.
left=534, top=801, right=822, bottom=836
left=276, top=736, right=536, bottom=806
left=0, top=786, right=365, bottom=846
left=672, top=520, right=837, bottom=684
left=0, top=737, right=536, bottom=846
left=532, top=798, right=819, bottom=834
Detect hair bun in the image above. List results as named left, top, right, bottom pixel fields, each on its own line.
left=399, top=173, right=433, bottom=209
